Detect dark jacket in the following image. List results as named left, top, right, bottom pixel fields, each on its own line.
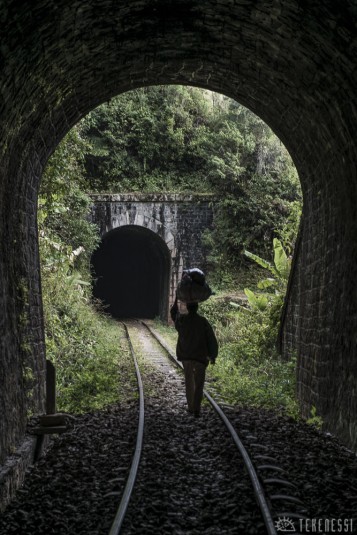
left=170, top=301, right=218, bottom=364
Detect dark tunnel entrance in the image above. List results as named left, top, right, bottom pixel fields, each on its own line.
left=91, top=225, right=171, bottom=320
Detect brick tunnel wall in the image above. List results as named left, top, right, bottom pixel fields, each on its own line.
left=89, top=193, right=214, bottom=317
left=0, top=0, right=357, bottom=500
left=282, top=155, right=357, bottom=446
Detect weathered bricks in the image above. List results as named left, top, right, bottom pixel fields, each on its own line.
left=0, top=0, right=357, bottom=508
left=90, top=193, right=214, bottom=319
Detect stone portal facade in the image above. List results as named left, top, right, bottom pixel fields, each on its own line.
left=90, top=193, right=215, bottom=316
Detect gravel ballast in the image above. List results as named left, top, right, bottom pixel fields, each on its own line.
left=0, top=321, right=356, bottom=534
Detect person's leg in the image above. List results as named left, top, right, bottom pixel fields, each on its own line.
left=192, top=361, right=207, bottom=415
left=182, top=360, right=195, bottom=412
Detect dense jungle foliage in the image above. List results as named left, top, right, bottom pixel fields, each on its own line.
left=38, top=129, right=128, bottom=412
left=82, top=86, right=301, bottom=263
left=38, top=85, right=302, bottom=416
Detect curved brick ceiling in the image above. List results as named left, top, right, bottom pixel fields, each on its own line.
left=0, top=0, right=356, bottom=463
left=1, top=1, right=356, bottom=169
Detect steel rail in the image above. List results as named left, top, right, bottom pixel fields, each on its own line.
left=109, top=322, right=145, bottom=535
left=141, top=320, right=277, bottom=535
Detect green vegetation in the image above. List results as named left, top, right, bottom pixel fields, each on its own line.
left=41, top=271, right=129, bottom=412
left=39, top=128, right=132, bottom=413
left=81, top=86, right=301, bottom=262
left=153, top=290, right=299, bottom=418
left=198, top=238, right=298, bottom=416
left=38, top=85, right=302, bottom=418
left=239, top=238, right=292, bottom=351
left=201, top=294, right=298, bottom=417
left=152, top=235, right=298, bottom=416
left=306, top=406, right=324, bottom=429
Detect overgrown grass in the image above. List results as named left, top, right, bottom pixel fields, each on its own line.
left=154, top=293, right=299, bottom=418
left=202, top=295, right=299, bottom=417
left=42, top=271, right=133, bottom=414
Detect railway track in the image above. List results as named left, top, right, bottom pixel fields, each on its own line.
left=109, top=319, right=297, bottom=535
left=1, top=321, right=356, bottom=534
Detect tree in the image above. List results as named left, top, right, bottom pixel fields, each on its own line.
left=38, top=126, right=99, bottom=274
left=82, top=86, right=214, bottom=192
left=80, top=85, right=302, bottom=265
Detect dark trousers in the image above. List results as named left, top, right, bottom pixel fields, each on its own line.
left=182, top=360, right=206, bottom=413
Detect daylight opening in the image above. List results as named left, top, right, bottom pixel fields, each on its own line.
left=38, top=84, right=302, bottom=419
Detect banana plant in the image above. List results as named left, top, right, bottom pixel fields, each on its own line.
left=242, top=238, right=291, bottom=311
left=245, top=238, right=290, bottom=285
left=243, top=288, right=269, bottom=311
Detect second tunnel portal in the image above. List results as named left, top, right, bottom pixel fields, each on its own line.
left=91, top=225, right=171, bottom=320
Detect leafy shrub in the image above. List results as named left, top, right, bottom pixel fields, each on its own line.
left=39, top=127, right=130, bottom=414
left=205, top=307, right=299, bottom=417
left=241, top=238, right=291, bottom=352
left=306, top=406, right=323, bottom=429
left=157, top=292, right=299, bottom=418
left=41, top=266, right=128, bottom=413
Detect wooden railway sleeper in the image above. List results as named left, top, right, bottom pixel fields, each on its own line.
left=257, top=464, right=287, bottom=474
left=254, top=455, right=280, bottom=463
left=270, top=494, right=305, bottom=505
left=263, top=478, right=298, bottom=489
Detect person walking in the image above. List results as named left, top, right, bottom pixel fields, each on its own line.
left=170, top=296, right=218, bottom=418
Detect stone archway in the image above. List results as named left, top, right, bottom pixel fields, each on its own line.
left=91, top=225, right=171, bottom=321
left=89, top=193, right=215, bottom=316
left=0, top=0, right=357, bottom=469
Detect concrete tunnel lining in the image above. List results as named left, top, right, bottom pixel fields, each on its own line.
left=91, top=225, right=171, bottom=321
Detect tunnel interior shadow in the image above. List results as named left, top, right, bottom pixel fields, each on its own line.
left=91, top=225, right=171, bottom=320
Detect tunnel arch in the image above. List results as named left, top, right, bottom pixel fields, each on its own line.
left=0, top=0, right=357, bottom=466
left=91, top=225, right=171, bottom=321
